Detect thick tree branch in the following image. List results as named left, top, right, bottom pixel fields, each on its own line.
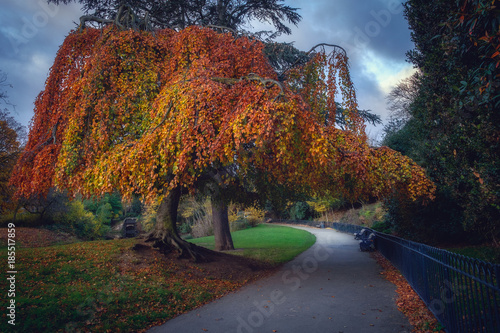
left=79, top=4, right=152, bottom=32
left=280, top=43, right=348, bottom=80
left=206, top=24, right=237, bottom=36
left=212, top=73, right=285, bottom=100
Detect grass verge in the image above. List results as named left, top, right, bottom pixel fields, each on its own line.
left=0, top=224, right=314, bottom=332
left=189, top=224, right=316, bottom=263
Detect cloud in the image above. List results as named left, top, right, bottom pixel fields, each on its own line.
left=0, top=0, right=82, bottom=126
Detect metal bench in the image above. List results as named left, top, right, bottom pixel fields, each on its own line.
left=122, top=218, right=138, bottom=238
left=354, top=228, right=376, bottom=251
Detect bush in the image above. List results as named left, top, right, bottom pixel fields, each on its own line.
left=229, top=205, right=263, bottom=231
left=178, top=196, right=214, bottom=238
left=96, top=203, right=113, bottom=225
left=178, top=222, right=192, bottom=234
left=371, top=220, right=392, bottom=234
left=289, top=201, right=315, bottom=220
left=191, top=213, right=213, bottom=238
left=0, top=212, right=44, bottom=227
left=63, top=200, right=106, bottom=240
left=230, top=214, right=250, bottom=231
left=383, top=190, right=469, bottom=245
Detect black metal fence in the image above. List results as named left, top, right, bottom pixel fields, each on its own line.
left=372, top=231, right=500, bottom=333
left=278, top=220, right=500, bottom=332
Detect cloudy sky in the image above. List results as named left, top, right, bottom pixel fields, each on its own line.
left=0, top=0, right=415, bottom=143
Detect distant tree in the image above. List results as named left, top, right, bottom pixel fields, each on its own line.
left=382, top=72, right=421, bottom=159
left=0, top=71, right=11, bottom=106
left=386, top=71, right=420, bottom=122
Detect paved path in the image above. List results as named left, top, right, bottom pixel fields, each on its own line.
left=148, top=226, right=412, bottom=333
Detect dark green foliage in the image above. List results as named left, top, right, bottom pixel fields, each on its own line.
left=264, top=41, right=309, bottom=78
left=446, top=246, right=500, bottom=264
left=49, top=0, right=301, bottom=34
left=383, top=190, right=469, bottom=245
left=96, top=203, right=113, bottom=225
left=371, top=220, right=392, bottom=234
left=335, top=106, right=381, bottom=130
left=289, top=201, right=315, bottom=221
left=84, top=192, right=123, bottom=222
left=178, top=222, right=192, bottom=234
left=383, top=0, right=500, bottom=244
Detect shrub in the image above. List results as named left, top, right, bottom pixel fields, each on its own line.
left=191, top=213, right=213, bottom=238
left=383, top=189, right=469, bottom=244
left=96, top=203, right=113, bottom=225
left=289, top=201, right=315, bottom=220
left=228, top=205, right=264, bottom=231
left=371, top=220, right=392, bottom=234
left=63, top=200, right=105, bottom=240
left=178, top=222, right=192, bottom=234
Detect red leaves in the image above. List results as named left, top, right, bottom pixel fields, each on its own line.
left=11, top=25, right=434, bottom=205
left=372, top=252, right=444, bottom=333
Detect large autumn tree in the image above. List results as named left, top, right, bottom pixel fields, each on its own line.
left=49, top=0, right=302, bottom=251
left=11, top=9, right=435, bottom=259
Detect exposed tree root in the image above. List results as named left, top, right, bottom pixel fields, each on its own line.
left=146, top=231, right=207, bottom=262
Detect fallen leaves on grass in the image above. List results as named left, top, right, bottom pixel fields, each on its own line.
left=0, top=227, right=78, bottom=247
left=371, top=252, right=445, bottom=333
left=0, top=237, right=275, bottom=333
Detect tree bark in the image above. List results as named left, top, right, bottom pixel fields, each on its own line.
left=147, top=186, right=203, bottom=261
left=211, top=194, right=235, bottom=251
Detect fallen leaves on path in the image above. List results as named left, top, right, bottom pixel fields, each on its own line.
left=371, top=252, right=445, bottom=333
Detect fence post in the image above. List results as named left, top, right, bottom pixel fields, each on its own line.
left=496, top=265, right=500, bottom=289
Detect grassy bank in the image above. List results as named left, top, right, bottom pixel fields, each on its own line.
left=0, top=224, right=314, bottom=332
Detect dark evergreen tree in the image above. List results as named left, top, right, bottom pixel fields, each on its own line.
left=383, top=0, right=499, bottom=244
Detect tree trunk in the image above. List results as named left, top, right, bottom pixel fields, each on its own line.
left=147, top=186, right=203, bottom=261
left=211, top=194, right=234, bottom=251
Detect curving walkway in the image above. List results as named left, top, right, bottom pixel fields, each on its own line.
left=148, top=226, right=412, bottom=333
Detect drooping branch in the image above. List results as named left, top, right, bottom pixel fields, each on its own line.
left=79, top=15, right=116, bottom=31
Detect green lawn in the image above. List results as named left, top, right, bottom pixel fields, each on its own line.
left=0, top=224, right=315, bottom=332
left=189, top=224, right=316, bottom=263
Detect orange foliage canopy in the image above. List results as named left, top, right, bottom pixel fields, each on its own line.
left=11, top=26, right=435, bottom=203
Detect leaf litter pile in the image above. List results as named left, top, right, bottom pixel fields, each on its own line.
left=371, top=252, right=445, bottom=332
left=0, top=229, right=276, bottom=332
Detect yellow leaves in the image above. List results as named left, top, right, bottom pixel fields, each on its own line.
left=13, top=24, right=435, bottom=207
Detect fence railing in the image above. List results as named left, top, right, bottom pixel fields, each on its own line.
left=276, top=220, right=500, bottom=332
left=372, top=231, right=500, bottom=333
